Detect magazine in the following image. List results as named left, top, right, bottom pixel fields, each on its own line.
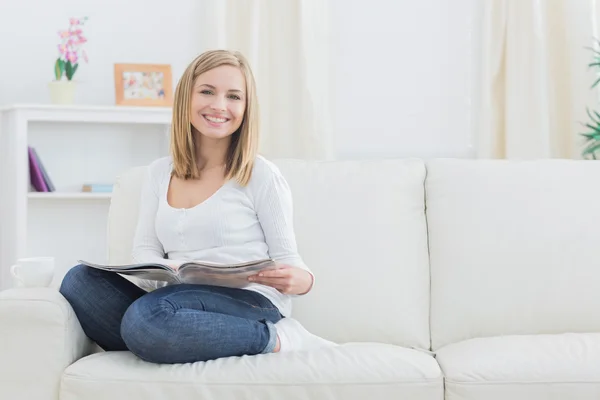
left=78, top=258, right=277, bottom=288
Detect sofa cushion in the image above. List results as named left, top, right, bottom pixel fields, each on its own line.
left=274, top=159, right=431, bottom=349
left=426, top=159, right=600, bottom=349
left=60, top=343, right=443, bottom=400
left=436, top=333, right=600, bottom=400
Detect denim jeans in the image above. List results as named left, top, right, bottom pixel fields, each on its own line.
left=59, top=264, right=282, bottom=364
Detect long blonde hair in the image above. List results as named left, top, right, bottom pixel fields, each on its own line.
left=169, top=50, right=259, bottom=185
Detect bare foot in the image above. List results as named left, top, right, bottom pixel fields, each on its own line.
left=273, top=335, right=281, bottom=353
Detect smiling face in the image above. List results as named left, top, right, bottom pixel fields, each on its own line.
left=190, top=65, right=247, bottom=140
left=169, top=50, right=259, bottom=184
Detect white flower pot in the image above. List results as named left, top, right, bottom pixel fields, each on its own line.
left=48, top=80, right=77, bottom=105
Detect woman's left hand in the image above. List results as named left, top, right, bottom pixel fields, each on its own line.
left=248, top=265, right=313, bottom=295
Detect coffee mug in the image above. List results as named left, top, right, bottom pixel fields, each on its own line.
left=11, top=257, right=55, bottom=288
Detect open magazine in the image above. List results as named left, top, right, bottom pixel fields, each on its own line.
left=77, top=258, right=277, bottom=289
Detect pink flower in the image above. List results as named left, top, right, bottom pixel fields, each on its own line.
left=57, top=44, right=67, bottom=55
left=58, top=30, right=70, bottom=38
left=66, top=52, right=78, bottom=64
left=69, top=18, right=79, bottom=25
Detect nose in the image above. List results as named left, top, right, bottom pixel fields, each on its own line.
left=210, top=95, right=227, bottom=112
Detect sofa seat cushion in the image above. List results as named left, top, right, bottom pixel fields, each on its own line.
left=60, top=343, right=443, bottom=400
left=436, top=333, right=600, bottom=400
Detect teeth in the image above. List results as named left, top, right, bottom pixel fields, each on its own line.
left=205, top=115, right=227, bottom=123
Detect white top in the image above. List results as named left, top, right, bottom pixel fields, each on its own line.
left=131, top=155, right=311, bottom=316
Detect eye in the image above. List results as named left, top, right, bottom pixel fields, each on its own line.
left=228, top=94, right=241, bottom=100
left=200, top=90, right=213, bottom=95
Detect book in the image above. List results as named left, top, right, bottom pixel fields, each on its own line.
left=28, top=147, right=49, bottom=192
left=77, top=258, right=277, bottom=289
left=32, top=148, right=55, bottom=192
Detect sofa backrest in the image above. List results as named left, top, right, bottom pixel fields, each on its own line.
left=426, top=159, right=600, bottom=350
left=108, top=158, right=432, bottom=349
left=274, top=159, right=430, bottom=349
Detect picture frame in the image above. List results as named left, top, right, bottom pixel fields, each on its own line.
left=113, top=63, right=173, bottom=107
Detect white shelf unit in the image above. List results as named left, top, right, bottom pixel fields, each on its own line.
left=0, top=104, right=172, bottom=289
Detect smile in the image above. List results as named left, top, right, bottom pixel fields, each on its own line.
left=203, top=115, right=230, bottom=124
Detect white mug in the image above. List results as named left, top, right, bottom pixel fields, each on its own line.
left=11, top=257, right=55, bottom=288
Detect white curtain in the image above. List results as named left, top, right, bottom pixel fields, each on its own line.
left=474, top=0, right=598, bottom=159
left=198, top=0, right=335, bottom=160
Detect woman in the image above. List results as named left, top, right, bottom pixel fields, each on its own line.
left=59, top=49, right=335, bottom=364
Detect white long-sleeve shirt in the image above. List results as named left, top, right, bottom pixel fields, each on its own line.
left=131, top=155, right=311, bottom=316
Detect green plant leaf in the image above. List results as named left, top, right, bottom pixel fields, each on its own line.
left=586, top=108, right=600, bottom=124
left=54, top=59, right=65, bottom=80
left=72, top=63, right=78, bottom=78
left=65, top=61, right=73, bottom=80
left=584, top=123, right=600, bottom=134
left=589, top=62, right=600, bottom=67
left=580, top=131, right=600, bottom=140
left=591, top=76, right=600, bottom=89
left=54, top=59, right=61, bottom=80
left=583, top=141, right=600, bottom=155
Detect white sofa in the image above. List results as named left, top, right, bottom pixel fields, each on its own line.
left=2, top=158, right=600, bottom=400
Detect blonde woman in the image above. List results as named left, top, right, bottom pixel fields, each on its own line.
left=59, top=50, right=335, bottom=364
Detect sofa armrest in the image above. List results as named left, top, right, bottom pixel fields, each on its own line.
left=0, top=288, right=95, bottom=400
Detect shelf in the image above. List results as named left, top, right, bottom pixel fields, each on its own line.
left=27, top=192, right=112, bottom=200
left=0, top=104, right=172, bottom=125
left=0, top=103, right=168, bottom=289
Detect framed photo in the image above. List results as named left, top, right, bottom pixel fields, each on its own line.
left=114, top=63, right=173, bottom=107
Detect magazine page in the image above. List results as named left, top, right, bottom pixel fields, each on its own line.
left=77, top=260, right=173, bottom=272
left=179, top=259, right=275, bottom=273
left=77, top=260, right=179, bottom=283
left=119, top=270, right=181, bottom=284
left=178, top=259, right=278, bottom=288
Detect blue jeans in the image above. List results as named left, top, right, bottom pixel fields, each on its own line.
left=59, top=264, right=282, bottom=364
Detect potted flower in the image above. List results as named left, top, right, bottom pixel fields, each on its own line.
left=48, top=17, right=89, bottom=104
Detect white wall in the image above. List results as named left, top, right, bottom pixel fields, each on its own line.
left=0, top=0, right=479, bottom=159
left=0, top=0, right=203, bottom=106
left=331, top=0, right=477, bottom=159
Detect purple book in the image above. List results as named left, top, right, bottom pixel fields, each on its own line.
left=28, top=146, right=49, bottom=192
left=32, top=147, right=55, bottom=192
